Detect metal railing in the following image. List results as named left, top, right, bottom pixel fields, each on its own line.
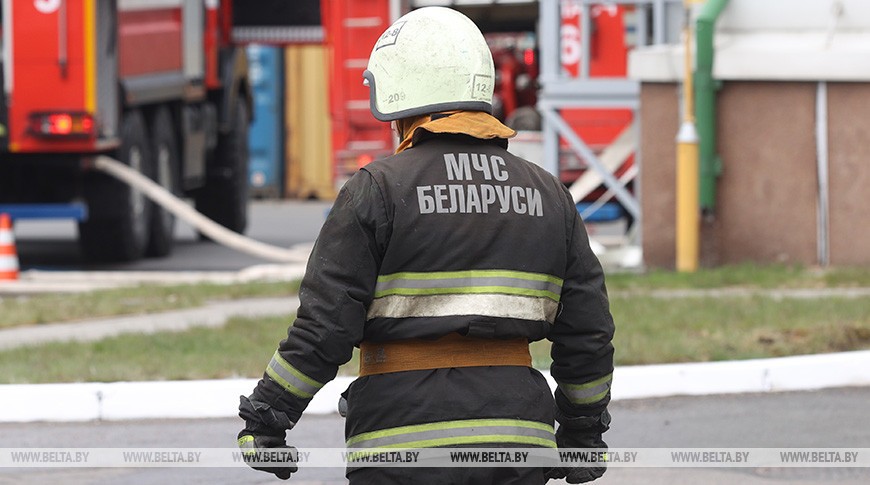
left=537, top=0, right=684, bottom=227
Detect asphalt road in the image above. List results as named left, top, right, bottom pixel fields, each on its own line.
left=3, top=387, right=869, bottom=485
left=13, top=200, right=333, bottom=272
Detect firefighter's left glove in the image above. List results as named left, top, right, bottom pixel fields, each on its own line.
left=544, top=409, right=611, bottom=484
left=237, top=395, right=298, bottom=480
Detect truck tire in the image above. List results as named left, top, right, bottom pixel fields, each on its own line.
left=505, top=106, right=542, bottom=131
left=195, top=99, right=250, bottom=235
left=79, top=110, right=153, bottom=262
left=146, top=106, right=178, bottom=257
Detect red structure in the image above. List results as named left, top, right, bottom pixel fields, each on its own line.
left=320, top=2, right=636, bottom=200
left=321, top=0, right=394, bottom=190
left=559, top=3, right=635, bottom=189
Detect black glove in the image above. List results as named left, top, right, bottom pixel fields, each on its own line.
left=544, top=409, right=611, bottom=484
left=237, top=395, right=298, bottom=480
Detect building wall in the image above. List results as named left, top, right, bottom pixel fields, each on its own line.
left=713, top=81, right=818, bottom=266
left=639, top=81, right=869, bottom=268
left=827, top=83, right=870, bottom=265
left=638, top=84, right=679, bottom=268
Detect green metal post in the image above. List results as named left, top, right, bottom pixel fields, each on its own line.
left=694, top=0, right=729, bottom=214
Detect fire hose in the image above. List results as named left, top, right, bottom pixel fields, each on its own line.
left=93, top=155, right=310, bottom=264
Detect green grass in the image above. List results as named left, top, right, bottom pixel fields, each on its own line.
left=607, top=295, right=870, bottom=364
left=0, top=313, right=367, bottom=384
left=0, top=281, right=299, bottom=329
left=0, top=315, right=295, bottom=384
left=604, top=263, right=870, bottom=291
left=2, top=264, right=868, bottom=330
left=2, top=293, right=868, bottom=384
left=1, top=264, right=869, bottom=383
left=528, top=295, right=870, bottom=368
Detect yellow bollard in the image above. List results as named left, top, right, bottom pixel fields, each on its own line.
left=676, top=0, right=700, bottom=272
left=676, top=122, right=700, bottom=272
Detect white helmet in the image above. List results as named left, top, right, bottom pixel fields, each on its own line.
left=363, top=7, right=495, bottom=121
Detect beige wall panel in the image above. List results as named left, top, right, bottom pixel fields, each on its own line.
left=639, top=84, right=681, bottom=268
left=284, top=46, right=336, bottom=200
left=715, top=82, right=818, bottom=265
left=827, top=83, right=870, bottom=266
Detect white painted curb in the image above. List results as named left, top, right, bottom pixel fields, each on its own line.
left=611, top=349, right=870, bottom=398
left=3, top=350, right=870, bottom=423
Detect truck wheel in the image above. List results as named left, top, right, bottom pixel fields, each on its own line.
left=146, top=107, right=178, bottom=257
left=79, top=110, right=153, bottom=262
left=196, top=99, right=250, bottom=235
left=505, top=106, right=542, bottom=131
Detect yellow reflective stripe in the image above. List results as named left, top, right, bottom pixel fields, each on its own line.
left=559, top=373, right=613, bottom=405
left=375, top=270, right=564, bottom=302
left=347, top=435, right=557, bottom=457
left=346, top=418, right=556, bottom=449
left=266, top=367, right=313, bottom=399
left=378, top=270, right=563, bottom=285
left=349, top=418, right=554, bottom=442
left=84, top=0, right=96, bottom=112
left=375, top=286, right=560, bottom=301
left=266, top=351, right=324, bottom=399
left=238, top=435, right=256, bottom=455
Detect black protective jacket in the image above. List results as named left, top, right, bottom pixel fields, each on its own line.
left=249, top=131, right=615, bottom=455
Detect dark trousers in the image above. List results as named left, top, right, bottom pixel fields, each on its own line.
left=344, top=367, right=555, bottom=485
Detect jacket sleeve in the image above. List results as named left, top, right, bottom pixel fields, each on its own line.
left=248, top=170, right=391, bottom=424
left=548, top=189, right=616, bottom=419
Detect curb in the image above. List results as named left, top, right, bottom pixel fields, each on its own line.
left=3, top=350, right=869, bottom=423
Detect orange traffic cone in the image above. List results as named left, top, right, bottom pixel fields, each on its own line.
left=0, top=213, right=19, bottom=281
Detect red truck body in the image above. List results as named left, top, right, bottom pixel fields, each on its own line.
left=0, top=0, right=252, bottom=262
left=321, top=0, right=394, bottom=190
left=6, top=0, right=94, bottom=154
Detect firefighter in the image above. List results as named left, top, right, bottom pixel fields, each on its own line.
left=237, top=6, right=614, bottom=484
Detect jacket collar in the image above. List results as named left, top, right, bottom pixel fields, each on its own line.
left=395, top=111, right=516, bottom=154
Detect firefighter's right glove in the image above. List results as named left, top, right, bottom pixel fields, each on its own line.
left=544, top=409, right=611, bottom=484
left=237, top=395, right=298, bottom=480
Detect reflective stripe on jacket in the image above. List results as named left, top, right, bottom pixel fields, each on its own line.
left=347, top=418, right=556, bottom=449
left=368, top=269, right=562, bottom=322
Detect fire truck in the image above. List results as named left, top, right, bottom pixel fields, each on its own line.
left=0, top=0, right=252, bottom=262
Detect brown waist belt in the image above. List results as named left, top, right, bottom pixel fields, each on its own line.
left=358, top=333, right=531, bottom=376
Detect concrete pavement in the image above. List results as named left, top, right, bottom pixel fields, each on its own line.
left=0, top=296, right=300, bottom=350
left=0, top=262, right=308, bottom=295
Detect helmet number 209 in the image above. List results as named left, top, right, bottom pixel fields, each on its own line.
left=387, top=92, right=406, bottom=104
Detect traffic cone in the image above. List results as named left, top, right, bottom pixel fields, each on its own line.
left=0, top=213, right=19, bottom=281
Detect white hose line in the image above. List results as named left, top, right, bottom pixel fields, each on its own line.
left=93, top=156, right=310, bottom=263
